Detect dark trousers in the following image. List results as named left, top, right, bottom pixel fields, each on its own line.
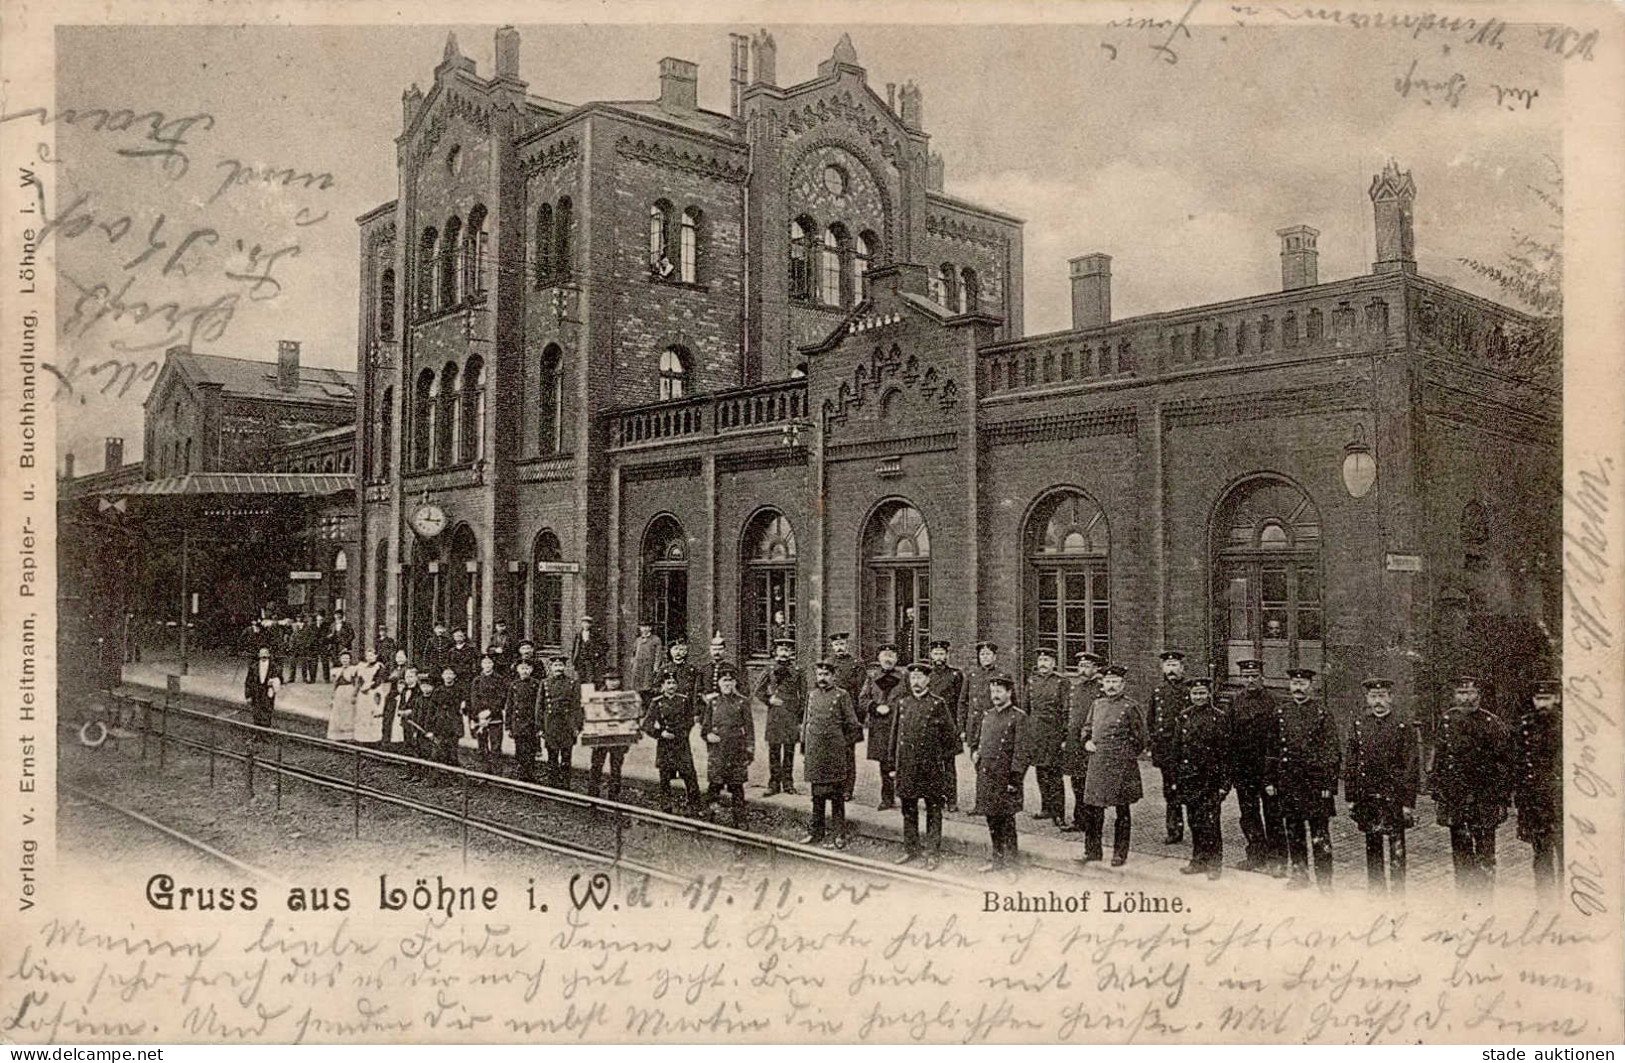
left=1282, top=810, right=1333, bottom=886
left=1234, top=779, right=1284, bottom=867
left=300, top=656, right=319, bottom=683
left=768, top=744, right=796, bottom=788
left=434, top=736, right=460, bottom=767
left=844, top=746, right=857, bottom=800
left=475, top=724, right=504, bottom=773
left=320, top=653, right=333, bottom=683
left=902, top=796, right=944, bottom=855
left=1530, top=826, right=1562, bottom=899
left=708, top=781, right=748, bottom=824
left=1363, top=831, right=1407, bottom=893
left=1160, top=769, right=1186, bottom=839
left=250, top=702, right=273, bottom=729
left=943, top=756, right=958, bottom=809
left=1187, top=792, right=1223, bottom=869
left=1034, top=765, right=1065, bottom=819
left=1451, top=824, right=1498, bottom=892
left=589, top=746, right=627, bottom=800
left=1082, top=803, right=1132, bottom=861
left=659, top=763, right=702, bottom=813
left=545, top=743, right=573, bottom=788
left=1066, top=773, right=1089, bottom=828
left=512, top=733, right=538, bottom=782
left=876, top=765, right=896, bottom=807
left=810, top=793, right=846, bottom=841
left=986, top=813, right=1019, bottom=866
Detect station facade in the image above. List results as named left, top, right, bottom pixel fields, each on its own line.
left=357, top=28, right=1560, bottom=721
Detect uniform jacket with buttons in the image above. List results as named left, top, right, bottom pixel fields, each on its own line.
left=1343, top=709, right=1419, bottom=835
left=1171, top=700, right=1229, bottom=798
left=1268, top=696, right=1341, bottom=817
left=1024, top=671, right=1070, bottom=768
left=1513, top=702, right=1562, bottom=840
left=1147, top=677, right=1191, bottom=768
left=889, top=689, right=958, bottom=799
left=1431, top=705, right=1512, bottom=829
left=975, top=704, right=1030, bottom=817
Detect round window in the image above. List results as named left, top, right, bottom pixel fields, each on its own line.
left=822, top=164, right=848, bottom=196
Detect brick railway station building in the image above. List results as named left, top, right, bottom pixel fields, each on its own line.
left=343, top=28, right=1559, bottom=721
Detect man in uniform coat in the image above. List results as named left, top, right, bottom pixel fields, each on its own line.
left=826, top=632, right=866, bottom=801
left=512, top=638, right=539, bottom=678
left=975, top=673, right=1029, bottom=873
left=373, top=625, right=399, bottom=674
left=426, top=668, right=467, bottom=768
left=859, top=643, right=907, bottom=810
left=702, top=664, right=756, bottom=827
left=1079, top=664, right=1148, bottom=866
left=382, top=665, right=423, bottom=753
left=1060, top=651, right=1104, bottom=833
left=643, top=667, right=702, bottom=814
left=244, top=645, right=280, bottom=728
left=695, top=634, right=735, bottom=705
left=800, top=660, right=862, bottom=849
left=926, top=639, right=966, bottom=812
left=890, top=661, right=958, bottom=869
left=1146, top=650, right=1191, bottom=844
left=1514, top=679, right=1564, bottom=899
left=627, top=621, right=665, bottom=704
left=447, top=629, right=480, bottom=688
left=1227, top=659, right=1285, bottom=875
left=1171, top=677, right=1228, bottom=878
left=1344, top=677, right=1419, bottom=895
left=1430, top=674, right=1513, bottom=895
left=405, top=673, right=440, bottom=763
left=588, top=673, right=636, bottom=801
left=504, top=658, right=542, bottom=783
left=485, top=619, right=512, bottom=672
left=961, top=641, right=1006, bottom=759
left=1268, top=667, right=1340, bottom=891
left=541, top=655, right=584, bottom=789
left=756, top=638, right=807, bottom=795
left=419, top=620, right=453, bottom=681
left=571, top=615, right=607, bottom=688
left=664, top=638, right=702, bottom=711
left=1025, top=648, right=1070, bottom=823
left=291, top=617, right=318, bottom=683
left=327, top=611, right=355, bottom=682
left=468, top=653, right=508, bottom=775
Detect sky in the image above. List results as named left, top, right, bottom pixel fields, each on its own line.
left=43, top=17, right=1565, bottom=472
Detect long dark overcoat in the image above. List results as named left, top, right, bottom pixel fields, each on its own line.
left=1081, top=694, right=1147, bottom=806
left=859, top=668, right=906, bottom=765
left=1344, top=709, right=1419, bottom=835
left=1432, top=706, right=1512, bottom=830
left=701, top=691, right=756, bottom=786
left=889, top=690, right=957, bottom=800
left=975, top=705, right=1029, bottom=817
left=755, top=663, right=807, bottom=745
left=801, top=685, right=861, bottom=788
left=1024, top=671, right=1069, bottom=768
left=643, top=692, right=697, bottom=774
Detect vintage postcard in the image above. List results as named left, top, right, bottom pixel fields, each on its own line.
left=1, top=0, right=1622, bottom=1046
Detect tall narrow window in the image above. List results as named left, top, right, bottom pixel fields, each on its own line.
left=378, top=386, right=394, bottom=480
left=640, top=517, right=689, bottom=650
left=414, top=369, right=435, bottom=469
left=1307, top=307, right=1324, bottom=342
left=538, top=344, right=563, bottom=456
left=532, top=530, right=565, bottom=651
left=417, top=228, right=438, bottom=314
left=463, top=205, right=487, bottom=297
left=939, top=262, right=959, bottom=311
left=554, top=197, right=572, bottom=279
left=437, top=363, right=460, bottom=467
left=378, top=269, right=396, bottom=340
left=862, top=501, right=931, bottom=663
left=960, top=267, right=979, bottom=313
left=1026, top=490, right=1110, bottom=663
left=1282, top=311, right=1299, bottom=347
left=460, top=356, right=484, bottom=464
left=680, top=207, right=700, bottom=283
left=1213, top=476, right=1323, bottom=683
left=534, top=203, right=553, bottom=285
left=821, top=225, right=845, bottom=305
left=856, top=231, right=877, bottom=302
left=790, top=217, right=815, bottom=302
left=649, top=201, right=673, bottom=276
left=660, top=346, right=690, bottom=400
left=440, top=215, right=463, bottom=308
left=741, top=510, right=798, bottom=659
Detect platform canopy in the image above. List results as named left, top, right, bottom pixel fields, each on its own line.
left=111, top=472, right=355, bottom=497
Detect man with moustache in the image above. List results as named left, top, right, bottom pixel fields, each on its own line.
left=1344, top=677, right=1420, bottom=895
left=1146, top=650, right=1192, bottom=845
left=627, top=621, right=665, bottom=706
left=504, top=658, right=543, bottom=783
left=644, top=667, right=702, bottom=815
left=975, top=674, right=1029, bottom=874
left=1025, top=647, right=1070, bottom=824
left=702, top=663, right=756, bottom=827
left=1060, top=651, right=1104, bottom=834
left=1268, top=667, right=1340, bottom=892
left=540, top=654, right=584, bottom=789
left=926, top=639, right=967, bottom=813
left=1171, top=677, right=1229, bottom=879
left=1514, top=679, right=1564, bottom=900
left=800, top=659, right=862, bottom=849
left=1432, top=675, right=1513, bottom=895
left=756, top=638, right=807, bottom=796
left=826, top=632, right=866, bottom=801
left=890, top=660, right=958, bottom=869
left=859, top=643, right=907, bottom=811
left=468, top=652, right=508, bottom=775
left=1227, top=659, right=1285, bottom=876
left=419, top=620, right=452, bottom=681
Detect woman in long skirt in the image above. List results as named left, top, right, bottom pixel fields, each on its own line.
left=352, top=648, right=387, bottom=745
left=326, top=649, right=360, bottom=741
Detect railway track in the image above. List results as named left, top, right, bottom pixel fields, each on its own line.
left=61, top=782, right=289, bottom=887
left=102, top=689, right=978, bottom=894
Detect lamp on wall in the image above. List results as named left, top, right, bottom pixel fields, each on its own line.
left=1342, top=423, right=1376, bottom=498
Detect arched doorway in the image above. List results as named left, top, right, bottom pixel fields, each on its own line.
left=408, top=539, right=441, bottom=652
left=1211, top=476, right=1323, bottom=684
left=445, top=523, right=481, bottom=640
left=641, top=516, right=689, bottom=648
left=531, top=529, right=565, bottom=652
left=861, top=500, right=930, bottom=662
left=1024, top=490, right=1109, bottom=665
left=740, top=510, right=797, bottom=659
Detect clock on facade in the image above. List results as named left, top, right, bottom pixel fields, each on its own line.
left=823, top=164, right=847, bottom=196
left=411, top=503, right=447, bottom=539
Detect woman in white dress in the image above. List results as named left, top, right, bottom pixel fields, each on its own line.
left=326, top=649, right=360, bottom=742
left=352, top=648, right=387, bottom=745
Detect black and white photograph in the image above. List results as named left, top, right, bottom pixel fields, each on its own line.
left=4, top=0, right=1622, bottom=1047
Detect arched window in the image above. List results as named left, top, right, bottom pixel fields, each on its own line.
left=463, top=205, right=488, bottom=297
left=960, top=267, right=979, bottom=313
left=1025, top=490, right=1109, bottom=663
left=789, top=216, right=815, bottom=302
left=640, top=516, right=689, bottom=648
left=861, top=501, right=931, bottom=661
left=440, top=215, right=463, bottom=308
left=649, top=201, right=673, bottom=276
left=1366, top=298, right=1389, bottom=334
left=459, top=355, right=484, bottom=464
left=373, top=538, right=390, bottom=641
left=531, top=529, right=564, bottom=650
left=741, top=510, right=797, bottom=659
left=378, top=268, right=396, bottom=340
left=679, top=207, right=700, bottom=283
left=413, top=369, right=435, bottom=469
left=1212, top=476, right=1323, bottom=683
left=323, top=454, right=336, bottom=473
left=821, top=224, right=846, bottom=306
left=436, top=362, right=460, bottom=467
left=534, top=203, right=553, bottom=285
left=538, top=343, right=563, bottom=456
left=184, top=438, right=193, bottom=474
left=1260, top=316, right=1275, bottom=350
left=417, top=228, right=438, bottom=314
left=1307, top=307, right=1324, bottom=342
left=659, top=346, right=690, bottom=401
left=928, top=265, right=947, bottom=306
left=446, top=523, right=480, bottom=640
left=939, top=262, right=959, bottom=312
left=554, top=197, right=573, bottom=279
left=856, top=231, right=878, bottom=301
left=1282, top=311, right=1299, bottom=347
left=377, top=386, right=394, bottom=480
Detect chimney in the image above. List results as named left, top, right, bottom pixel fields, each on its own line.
left=886, top=83, right=897, bottom=112
left=64, top=453, right=74, bottom=480
left=277, top=340, right=301, bottom=392
left=729, top=33, right=749, bottom=116
left=1069, top=254, right=1112, bottom=331
left=402, top=83, right=423, bottom=128
left=1277, top=225, right=1319, bottom=290
left=105, top=437, right=124, bottom=470
left=658, top=57, right=698, bottom=112
left=899, top=80, right=923, bottom=129
left=750, top=29, right=777, bottom=87
left=494, top=26, right=520, bottom=80
left=926, top=151, right=945, bottom=193
left=1369, top=160, right=1417, bottom=274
